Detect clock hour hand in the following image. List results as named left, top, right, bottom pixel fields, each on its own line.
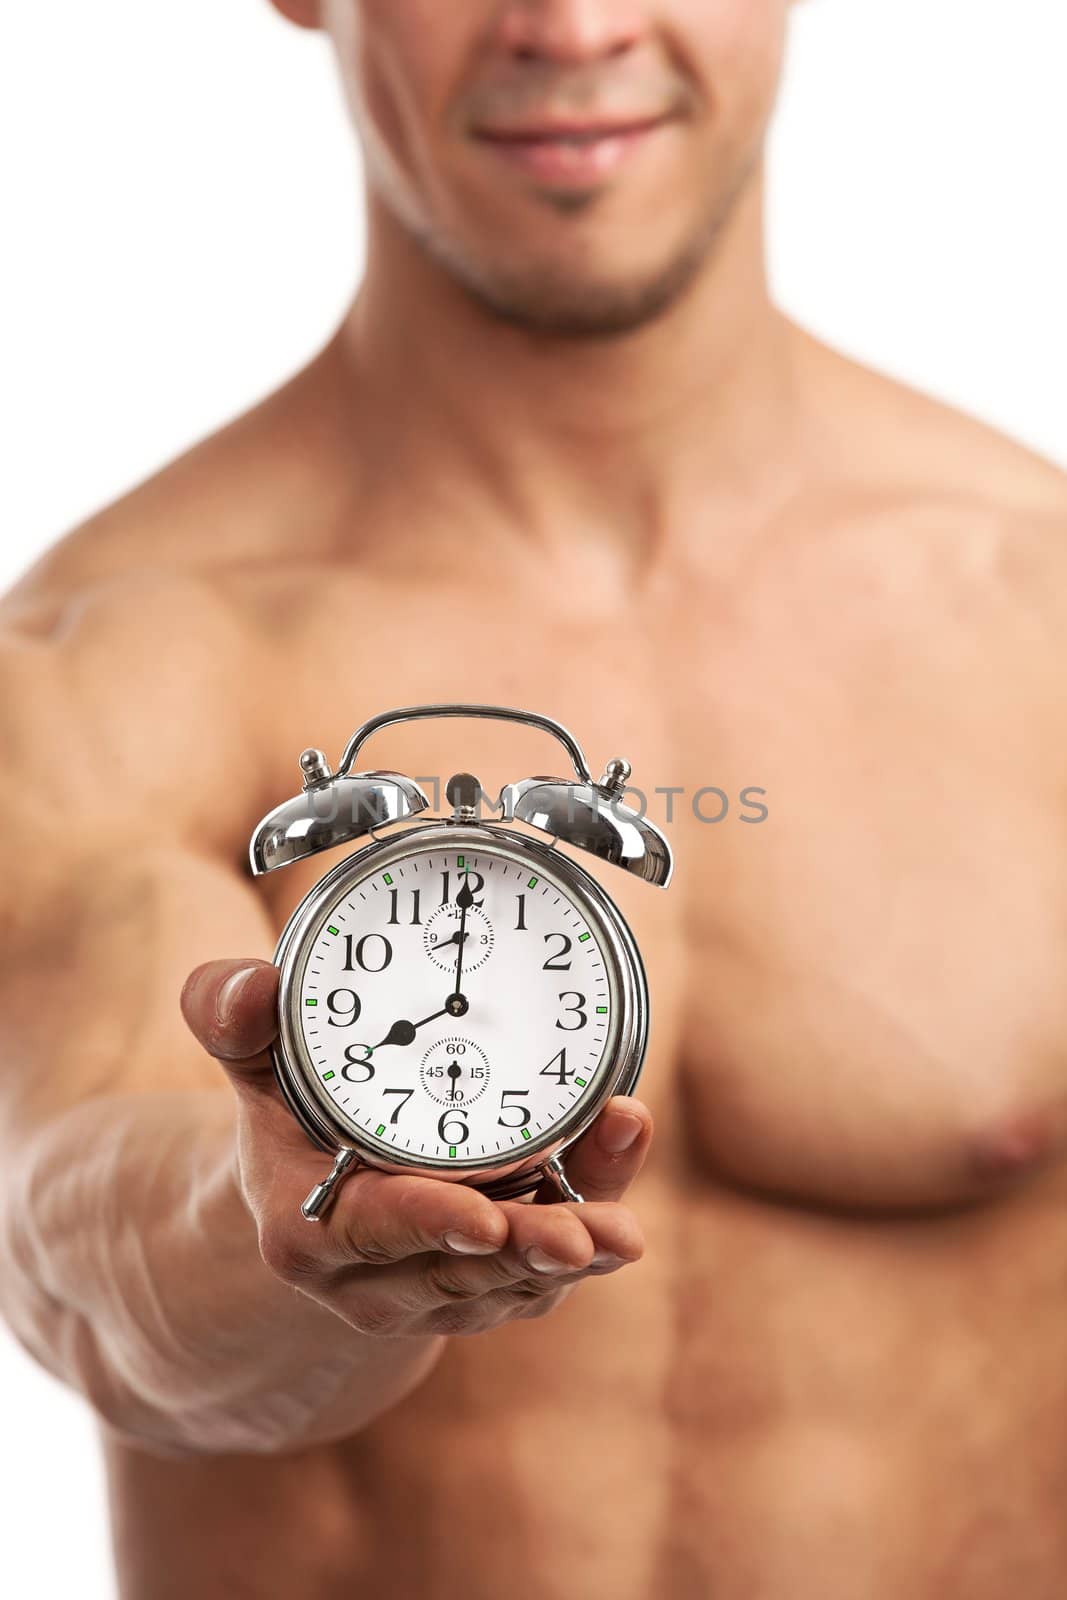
left=373, top=1006, right=449, bottom=1050
left=372, top=877, right=476, bottom=1052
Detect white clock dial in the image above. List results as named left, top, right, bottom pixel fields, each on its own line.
left=293, top=841, right=617, bottom=1165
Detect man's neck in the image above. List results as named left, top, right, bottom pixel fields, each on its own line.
left=333, top=170, right=803, bottom=574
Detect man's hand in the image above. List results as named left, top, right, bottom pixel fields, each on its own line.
left=180, top=958, right=652, bottom=1339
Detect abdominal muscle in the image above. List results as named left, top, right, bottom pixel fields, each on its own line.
left=101, top=1146, right=1067, bottom=1600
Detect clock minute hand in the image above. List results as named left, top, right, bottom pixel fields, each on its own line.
left=451, top=874, right=475, bottom=998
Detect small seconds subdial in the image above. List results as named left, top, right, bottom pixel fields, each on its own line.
left=423, top=903, right=494, bottom=974
left=420, top=1037, right=491, bottom=1107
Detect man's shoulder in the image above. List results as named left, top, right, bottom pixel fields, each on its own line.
left=0, top=371, right=323, bottom=841
left=796, top=325, right=1065, bottom=503
left=0, top=496, right=256, bottom=760
left=1, top=347, right=353, bottom=641
left=794, top=327, right=1067, bottom=596
left=0, top=551, right=267, bottom=857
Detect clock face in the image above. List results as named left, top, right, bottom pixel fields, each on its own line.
left=286, top=837, right=624, bottom=1167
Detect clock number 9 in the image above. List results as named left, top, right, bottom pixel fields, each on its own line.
left=326, top=988, right=362, bottom=1026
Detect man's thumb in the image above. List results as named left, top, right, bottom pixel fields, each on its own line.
left=180, top=958, right=280, bottom=1082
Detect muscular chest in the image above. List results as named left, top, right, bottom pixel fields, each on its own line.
left=248, top=550, right=1067, bottom=1213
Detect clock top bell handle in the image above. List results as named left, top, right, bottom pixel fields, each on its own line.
left=323, top=701, right=672, bottom=888
left=335, top=703, right=597, bottom=785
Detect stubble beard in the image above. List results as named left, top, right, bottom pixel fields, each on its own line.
left=397, top=160, right=758, bottom=342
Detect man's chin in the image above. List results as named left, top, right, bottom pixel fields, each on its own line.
left=432, top=240, right=715, bottom=342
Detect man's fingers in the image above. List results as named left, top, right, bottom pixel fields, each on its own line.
left=319, top=1194, right=634, bottom=1328
left=332, top=1194, right=643, bottom=1334
left=539, top=1095, right=653, bottom=1204
left=499, top=1194, right=642, bottom=1273
left=313, top=1098, right=652, bottom=1273
left=312, top=1167, right=511, bottom=1271
left=180, top=958, right=280, bottom=1079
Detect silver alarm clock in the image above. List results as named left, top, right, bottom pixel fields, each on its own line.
left=248, top=704, right=673, bottom=1221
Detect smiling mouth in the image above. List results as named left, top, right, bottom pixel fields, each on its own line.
left=470, top=116, right=673, bottom=188
left=474, top=114, right=668, bottom=144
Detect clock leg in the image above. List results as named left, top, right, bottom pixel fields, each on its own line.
left=543, top=1154, right=586, bottom=1205
left=301, top=1145, right=360, bottom=1221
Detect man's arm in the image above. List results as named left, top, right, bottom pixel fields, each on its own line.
left=0, top=835, right=451, bottom=1458
left=0, top=623, right=652, bottom=1461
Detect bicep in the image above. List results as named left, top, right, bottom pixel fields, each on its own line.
left=0, top=839, right=278, bottom=1146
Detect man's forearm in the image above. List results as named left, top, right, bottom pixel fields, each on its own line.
left=0, top=1089, right=444, bottom=1458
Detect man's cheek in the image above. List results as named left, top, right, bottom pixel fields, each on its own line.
left=672, top=0, right=788, bottom=87
left=704, top=11, right=789, bottom=147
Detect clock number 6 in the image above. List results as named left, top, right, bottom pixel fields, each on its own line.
left=438, top=1110, right=470, bottom=1145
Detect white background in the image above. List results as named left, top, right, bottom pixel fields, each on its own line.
left=1, top=1, right=1065, bottom=1593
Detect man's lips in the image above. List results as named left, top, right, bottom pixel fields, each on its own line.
left=474, top=114, right=667, bottom=143
left=470, top=114, right=672, bottom=187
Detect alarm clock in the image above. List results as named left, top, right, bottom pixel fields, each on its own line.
left=248, top=704, right=673, bottom=1220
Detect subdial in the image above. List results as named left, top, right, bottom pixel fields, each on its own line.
left=420, top=1037, right=491, bottom=1107
left=423, top=903, right=494, bottom=974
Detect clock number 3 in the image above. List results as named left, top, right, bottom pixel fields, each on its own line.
left=555, top=992, right=587, bottom=1030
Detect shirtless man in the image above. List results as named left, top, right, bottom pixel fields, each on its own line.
left=2, top=1, right=1066, bottom=1595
